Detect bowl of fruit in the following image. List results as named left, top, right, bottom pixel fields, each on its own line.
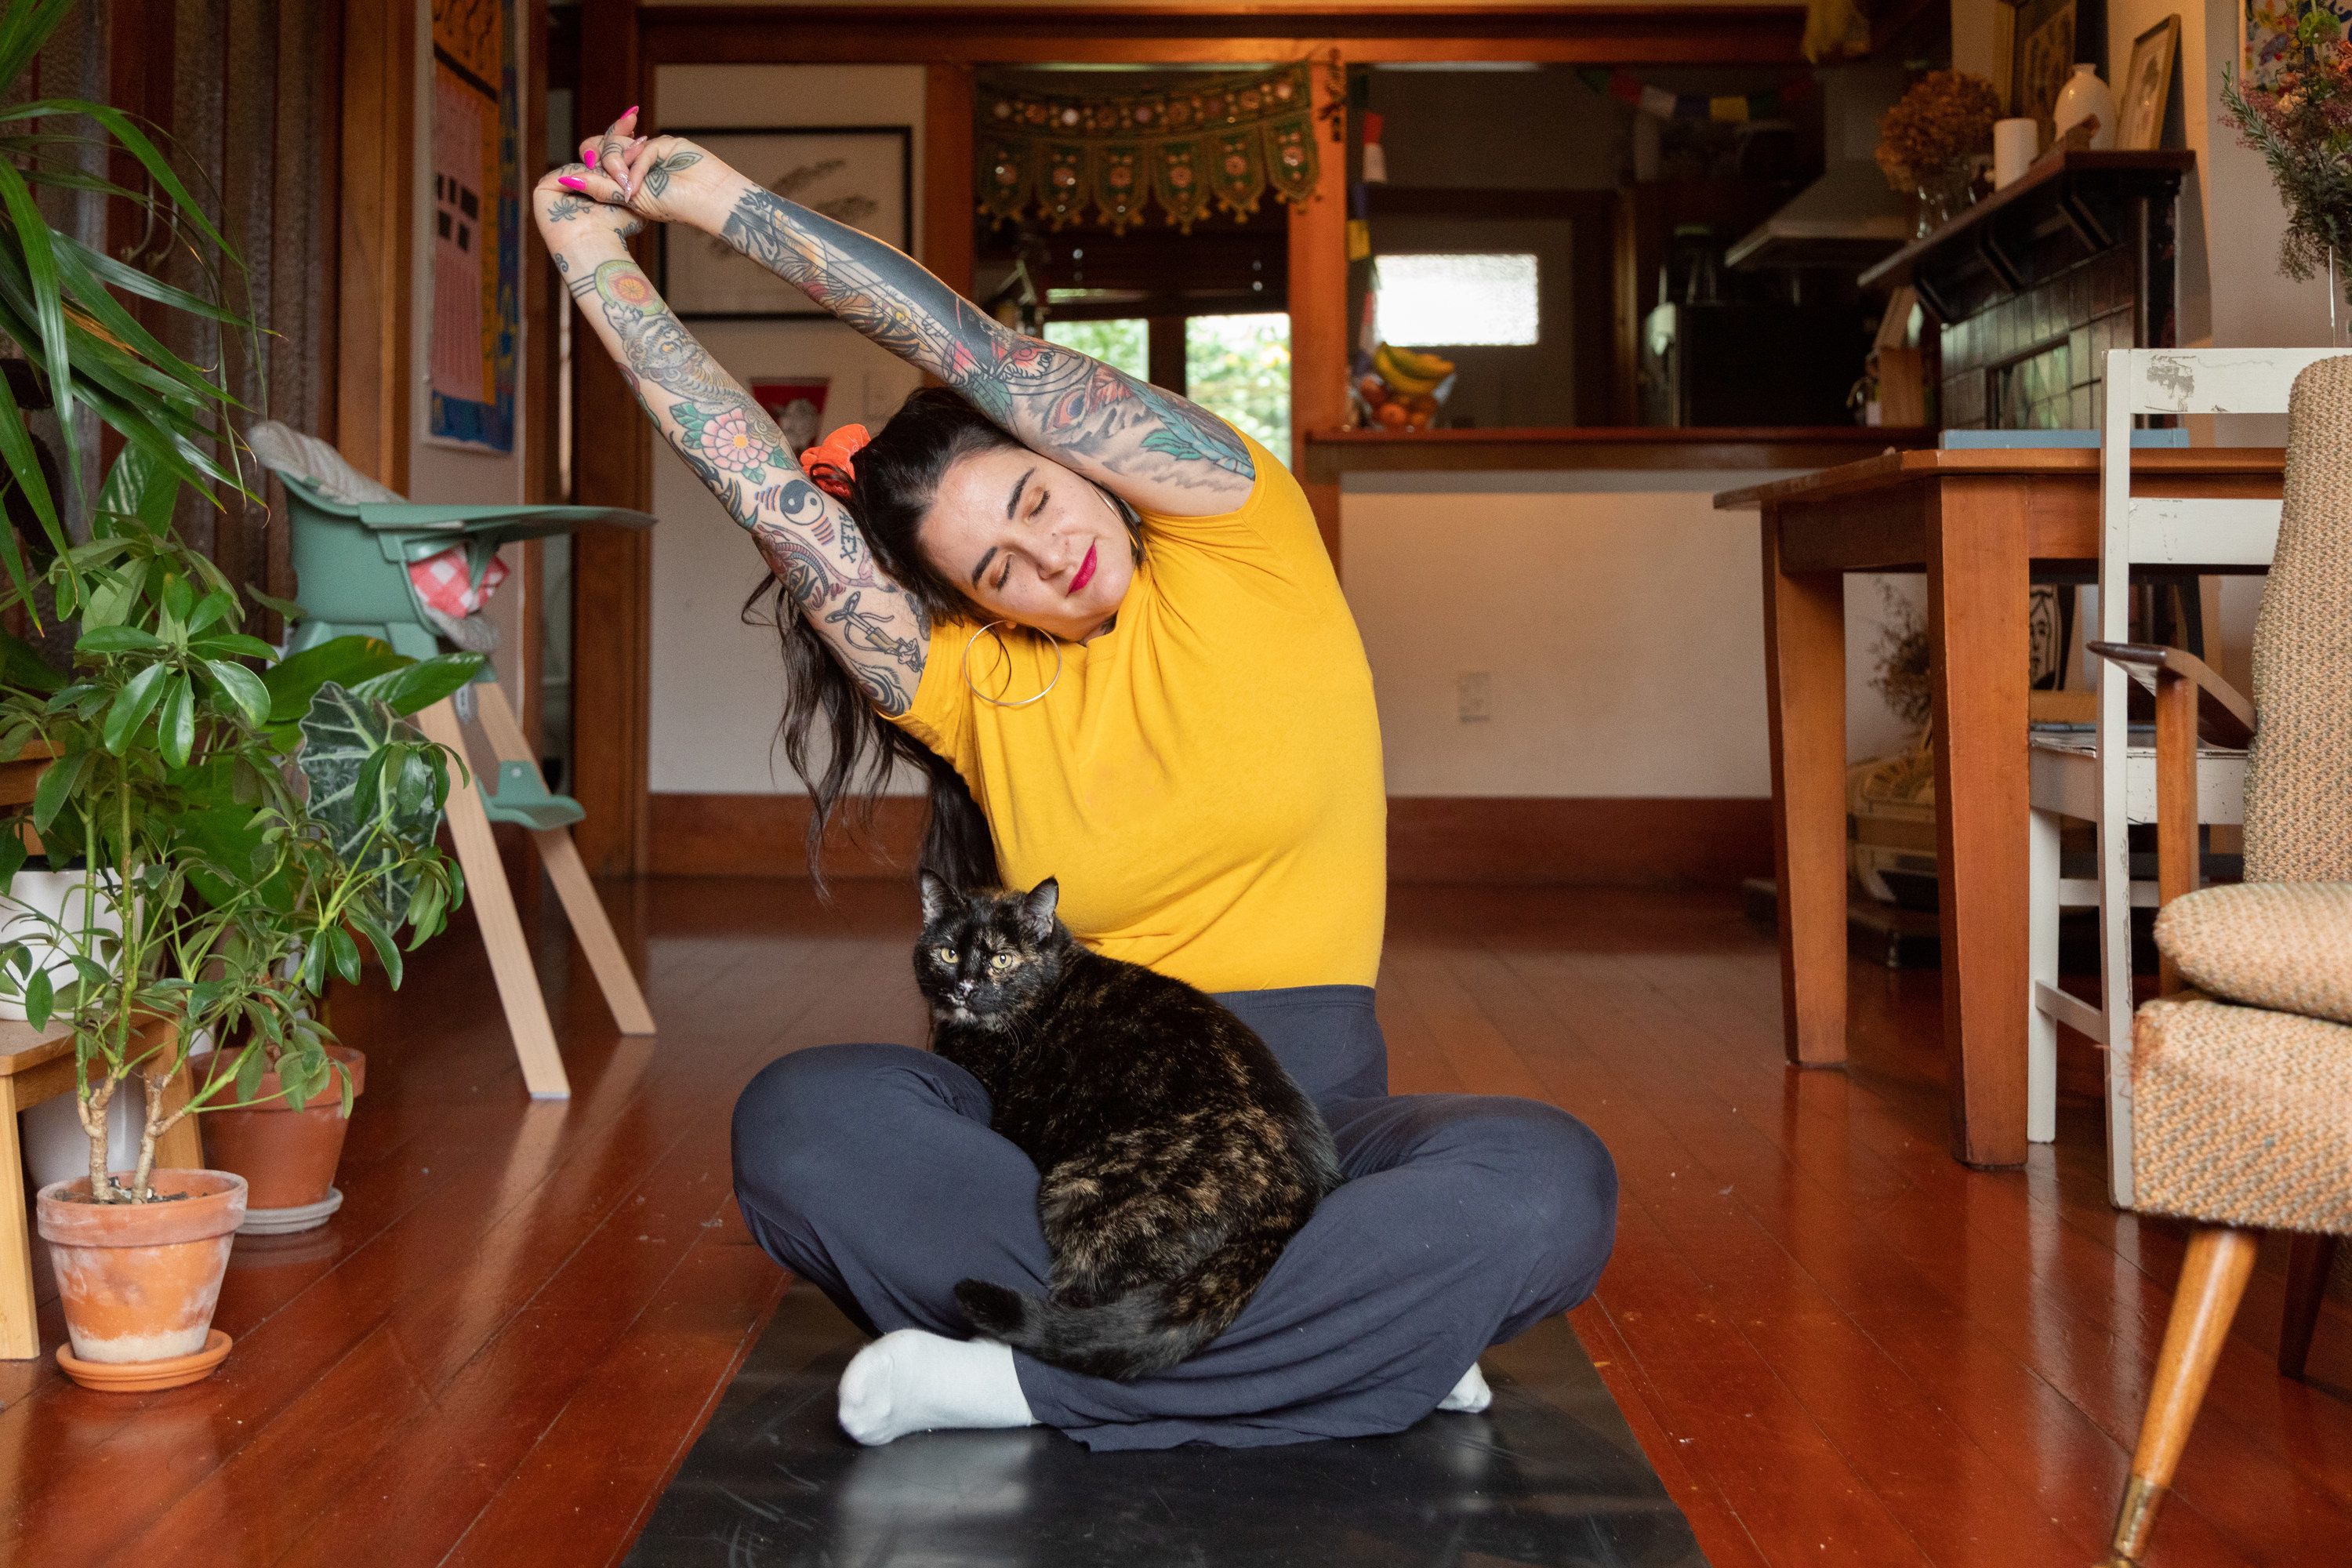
left=1356, top=343, right=1457, bottom=432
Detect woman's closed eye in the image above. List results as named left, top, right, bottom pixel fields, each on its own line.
left=994, top=489, right=1046, bottom=590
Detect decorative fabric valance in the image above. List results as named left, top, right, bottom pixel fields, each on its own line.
left=977, top=64, right=1319, bottom=234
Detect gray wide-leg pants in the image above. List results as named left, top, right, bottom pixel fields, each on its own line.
left=730, top=983, right=1617, bottom=1450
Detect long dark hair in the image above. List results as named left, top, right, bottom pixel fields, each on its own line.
left=745, top=387, right=1020, bottom=895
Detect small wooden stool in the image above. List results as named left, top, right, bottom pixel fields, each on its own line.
left=1, top=1016, right=198, bottom=1359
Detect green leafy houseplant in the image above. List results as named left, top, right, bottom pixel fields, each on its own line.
left=0, top=475, right=478, bottom=1203
left=0, top=1, right=481, bottom=1206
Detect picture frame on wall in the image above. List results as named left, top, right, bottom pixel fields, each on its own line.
left=2245, top=0, right=2350, bottom=86
left=2009, top=0, right=2078, bottom=141
left=2118, top=16, right=2183, bottom=151
left=659, top=127, right=913, bottom=319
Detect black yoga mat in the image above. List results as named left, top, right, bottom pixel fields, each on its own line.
left=626, top=1281, right=1710, bottom=1568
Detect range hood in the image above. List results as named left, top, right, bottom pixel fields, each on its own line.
left=1725, top=159, right=1912, bottom=273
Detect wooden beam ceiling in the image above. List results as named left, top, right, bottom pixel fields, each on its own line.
left=639, top=5, right=1812, bottom=65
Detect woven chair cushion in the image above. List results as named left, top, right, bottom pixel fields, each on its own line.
left=2156, top=882, right=2352, bottom=1025
left=2244, top=356, right=2352, bottom=881
left=2132, top=991, right=2352, bottom=1232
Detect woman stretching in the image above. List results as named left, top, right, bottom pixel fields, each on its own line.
left=537, top=111, right=1617, bottom=1450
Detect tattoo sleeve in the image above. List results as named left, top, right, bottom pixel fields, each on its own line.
left=569, top=256, right=927, bottom=714
left=713, top=189, right=1255, bottom=499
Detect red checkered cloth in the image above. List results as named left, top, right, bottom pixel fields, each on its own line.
left=408, top=546, right=508, bottom=619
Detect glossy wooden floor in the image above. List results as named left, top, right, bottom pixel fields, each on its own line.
left=3, top=879, right=2346, bottom=1566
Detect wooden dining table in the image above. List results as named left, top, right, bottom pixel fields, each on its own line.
left=1715, top=445, right=2285, bottom=1168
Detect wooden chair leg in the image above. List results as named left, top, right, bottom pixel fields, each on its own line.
left=469, top=684, right=655, bottom=1035
left=0, top=1073, right=37, bottom=1358
left=2279, top=1233, right=2340, bottom=1380
left=527, top=830, right=657, bottom=1034
left=2027, top=805, right=2061, bottom=1144
left=2099, top=1226, right=2258, bottom=1566
left=416, top=698, right=572, bottom=1099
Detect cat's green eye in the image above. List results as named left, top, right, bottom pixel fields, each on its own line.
left=989, top=953, right=1014, bottom=971
left=936, top=946, right=956, bottom=964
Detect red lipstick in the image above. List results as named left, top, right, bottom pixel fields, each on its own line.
left=1067, top=541, right=1098, bottom=596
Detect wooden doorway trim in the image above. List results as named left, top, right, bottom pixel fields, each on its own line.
left=336, top=0, right=416, bottom=492
left=569, top=0, right=654, bottom=875
left=636, top=7, right=1810, bottom=66
left=1290, top=54, right=1346, bottom=566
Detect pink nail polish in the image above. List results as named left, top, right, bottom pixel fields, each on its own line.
left=626, top=105, right=640, bottom=118
left=558, top=176, right=586, bottom=191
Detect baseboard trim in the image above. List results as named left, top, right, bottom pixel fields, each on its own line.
left=1386, top=797, right=1772, bottom=886
left=649, top=793, right=1773, bottom=887
left=649, top=793, right=930, bottom=880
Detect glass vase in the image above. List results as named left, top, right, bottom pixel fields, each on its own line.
left=1914, top=159, right=1976, bottom=239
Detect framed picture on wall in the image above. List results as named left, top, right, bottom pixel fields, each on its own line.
left=659, top=127, right=913, bottom=318
left=2119, top=16, right=2183, bottom=151
left=2010, top=0, right=2078, bottom=140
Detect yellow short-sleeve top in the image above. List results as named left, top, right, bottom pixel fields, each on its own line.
left=889, top=427, right=1385, bottom=993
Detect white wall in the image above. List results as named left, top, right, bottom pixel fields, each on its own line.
left=1341, top=470, right=1927, bottom=797
left=647, top=321, right=924, bottom=793
left=644, top=65, right=929, bottom=796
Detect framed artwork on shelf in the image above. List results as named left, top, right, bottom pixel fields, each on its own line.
left=2011, top=0, right=2078, bottom=140
left=659, top=126, right=913, bottom=319
left=2119, top=16, right=2183, bottom=151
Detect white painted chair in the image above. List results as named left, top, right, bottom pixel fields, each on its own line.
left=2027, top=348, right=2350, bottom=1206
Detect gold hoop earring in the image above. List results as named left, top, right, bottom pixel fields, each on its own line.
left=963, top=619, right=1063, bottom=710
left=1102, top=484, right=1144, bottom=565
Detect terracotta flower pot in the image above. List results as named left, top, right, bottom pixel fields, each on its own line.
left=35, top=1168, right=246, bottom=1382
left=191, top=1047, right=366, bottom=1213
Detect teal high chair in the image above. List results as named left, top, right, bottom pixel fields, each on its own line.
left=278, top=464, right=659, bottom=1099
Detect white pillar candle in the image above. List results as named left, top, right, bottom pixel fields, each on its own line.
left=1994, top=118, right=2039, bottom=188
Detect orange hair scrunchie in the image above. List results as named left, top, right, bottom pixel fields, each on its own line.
left=799, top=423, right=872, bottom=502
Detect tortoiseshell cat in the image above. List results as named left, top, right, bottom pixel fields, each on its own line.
left=915, top=873, right=1344, bottom=1381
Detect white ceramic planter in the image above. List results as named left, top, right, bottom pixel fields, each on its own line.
left=0, top=868, right=122, bottom=1021
left=5, top=867, right=136, bottom=1190
left=19, top=1075, right=146, bottom=1191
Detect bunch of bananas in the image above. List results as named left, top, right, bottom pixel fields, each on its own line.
left=1360, top=343, right=1457, bottom=430
left=1372, top=343, right=1455, bottom=395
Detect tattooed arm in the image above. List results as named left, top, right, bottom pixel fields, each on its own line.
left=533, top=168, right=928, bottom=714
left=568, top=114, right=1257, bottom=518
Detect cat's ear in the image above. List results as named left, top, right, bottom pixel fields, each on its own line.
left=1018, top=877, right=1062, bottom=939
left=918, top=871, right=957, bottom=924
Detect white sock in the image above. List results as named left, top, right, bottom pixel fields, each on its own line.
left=1438, top=1361, right=1492, bottom=1414
left=837, top=1328, right=1038, bottom=1446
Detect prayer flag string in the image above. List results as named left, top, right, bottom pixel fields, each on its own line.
left=977, top=64, right=1319, bottom=234
left=1577, top=67, right=1818, bottom=123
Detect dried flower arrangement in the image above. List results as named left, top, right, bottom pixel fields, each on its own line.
left=1871, top=584, right=1934, bottom=736
left=2221, top=2, right=2352, bottom=310
left=1874, top=70, right=2004, bottom=189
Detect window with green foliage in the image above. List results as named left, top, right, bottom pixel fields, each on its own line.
left=1043, top=318, right=1149, bottom=380
left=1040, top=313, right=1290, bottom=456
left=1185, top=314, right=1290, bottom=455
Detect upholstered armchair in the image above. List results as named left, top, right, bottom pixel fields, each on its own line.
left=2092, top=356, right=2352, bottom=1567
